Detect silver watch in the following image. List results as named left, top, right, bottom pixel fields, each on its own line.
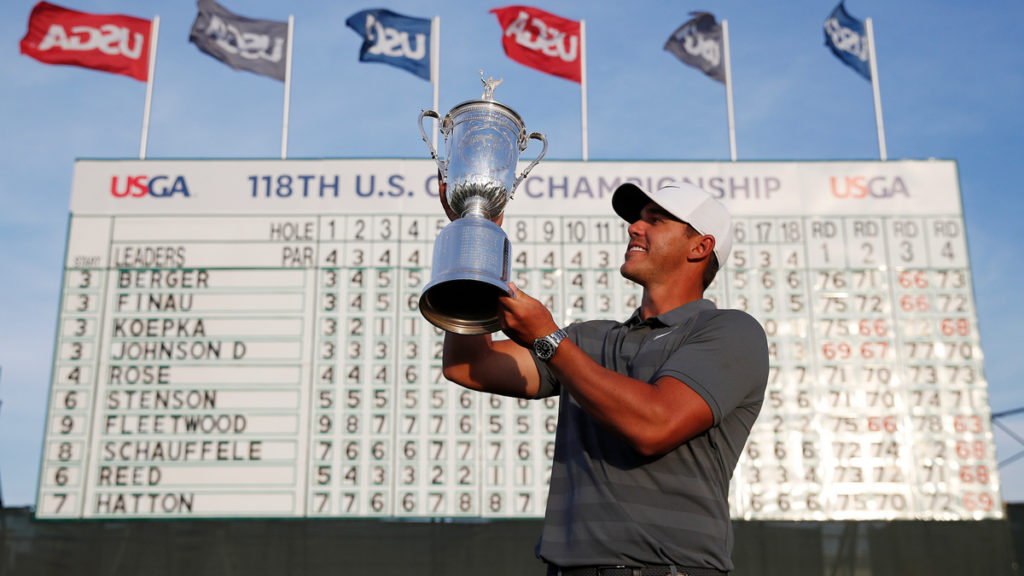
left=533, top=328, right=568, bottom=361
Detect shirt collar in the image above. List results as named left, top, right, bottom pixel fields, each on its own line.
left=624, top=298, right=717, bottom=328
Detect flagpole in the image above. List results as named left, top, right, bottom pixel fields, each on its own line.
left=139, top=15, right=159, bottom=160
left=281, top=15, right=294, bottom=159
left=580, top=20, right=588, bottom=162
left=865, top=17, right=887, bottom=161
left=722, top=19, right=736, bottom=162
left=431, top=16, right=440, bottom=150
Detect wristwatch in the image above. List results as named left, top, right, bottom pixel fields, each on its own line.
left=533, top=328, right=568, bottom=361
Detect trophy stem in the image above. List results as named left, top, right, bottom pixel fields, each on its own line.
left=460, top=197, right=492, bottom=220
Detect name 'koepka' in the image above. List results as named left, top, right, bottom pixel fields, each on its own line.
left=112, top=318, right=206, bottom=338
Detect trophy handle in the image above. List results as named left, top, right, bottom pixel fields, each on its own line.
left=418, top=109, right=446, bottom=178
left=512, top=131, right=547, bottom=196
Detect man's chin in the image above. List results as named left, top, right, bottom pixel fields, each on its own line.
left=620, top=264, right=641, bottom=284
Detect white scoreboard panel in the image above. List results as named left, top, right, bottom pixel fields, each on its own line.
left=37, top=158, right=1002, bottom=520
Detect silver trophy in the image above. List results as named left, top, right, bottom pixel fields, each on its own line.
left=417, top=74, right=547, bottom=334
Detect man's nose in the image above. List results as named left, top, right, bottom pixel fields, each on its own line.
left=627, top=219, right=647, bottom=237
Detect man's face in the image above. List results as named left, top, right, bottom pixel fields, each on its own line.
left=619, top=201, right=695, bottom=286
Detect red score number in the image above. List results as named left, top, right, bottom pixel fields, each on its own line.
left=900, top=294, right=930, bottom=312
left=959, top=465, right=990, bottom=484
left=867, top=415, right=899, bottom=434
left=898, top=270, right=929, bottom=289
left=822, top=341, right=889, bottom=360
left=962, top=492, right=995, bottom=511
left=858, top=319, right=888, bottom=336
left=953, top=414, right=984, bottom=434
left=940, top=318, right=971, bottom=337
left=955, top=440, right=987, bottom=460
left=822, top=341, right=851, bottom=360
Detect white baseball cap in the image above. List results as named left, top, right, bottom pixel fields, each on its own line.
left=612, top=180, right=733, bottom=267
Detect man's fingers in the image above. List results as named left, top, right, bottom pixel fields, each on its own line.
left=500, top=282, right=519, bottom=303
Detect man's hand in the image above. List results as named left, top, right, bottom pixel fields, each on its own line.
left=497, top=282, right=559, bottom=348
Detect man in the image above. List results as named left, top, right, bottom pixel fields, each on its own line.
left=442, top=180, right=769, bottom=575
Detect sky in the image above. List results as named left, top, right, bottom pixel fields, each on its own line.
left=1, top=0, right=1023, bottom=508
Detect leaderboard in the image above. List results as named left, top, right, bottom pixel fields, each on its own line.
left=37, top=158, right=1002, bottom=520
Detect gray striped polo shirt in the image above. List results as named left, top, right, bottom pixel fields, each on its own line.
left=533, top=298, right=768, bottom=572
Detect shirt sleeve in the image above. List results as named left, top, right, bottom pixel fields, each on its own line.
left=531, top=356, right=560, bottom=399
left=654, top=310, right=769, bottom=425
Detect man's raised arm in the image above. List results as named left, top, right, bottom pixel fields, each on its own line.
left=441, top=333, right=541, bottom=399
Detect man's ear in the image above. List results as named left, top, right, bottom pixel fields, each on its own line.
left=689, top=234, right=716, bottom=261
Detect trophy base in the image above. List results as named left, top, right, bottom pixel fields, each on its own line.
left=421, top=279, right=512, bottom=335
left=420, top=218, right=512, bottom=335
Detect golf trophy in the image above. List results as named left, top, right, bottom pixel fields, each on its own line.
left=417, top=74, right=547, bottom=334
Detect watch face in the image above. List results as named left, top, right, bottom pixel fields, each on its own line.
left=535, top=339, right=555, bottom=360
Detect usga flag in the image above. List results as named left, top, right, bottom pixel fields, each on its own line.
left=19, top=1, right=152, bottom=81
left=664, top=12, right=724, bottom=84
left=823, top=1, right=871, bottom=80
left=491, top=5, right=581, bottom=83
left=189, top=0, right=289, bottom=82
left=346, top=9, right=432, bottom=81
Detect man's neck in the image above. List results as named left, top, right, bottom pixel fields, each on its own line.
left=639, top=288, right=704, bottom=320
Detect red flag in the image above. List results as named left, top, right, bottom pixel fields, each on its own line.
left=19, top=1, right=152, bottom=82
left=490, top=6, right=581, bottom=83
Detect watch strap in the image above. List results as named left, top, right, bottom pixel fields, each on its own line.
left=534, top=328, right=568, bottom=361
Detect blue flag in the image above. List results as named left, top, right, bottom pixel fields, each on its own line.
left=823, top=1, right=870, bottom=80
left=346, top=9, right=431, bottom=81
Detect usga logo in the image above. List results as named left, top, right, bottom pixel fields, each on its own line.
left=110, top=175, right=192, bottom=198
left=829, top=175, right=909, bottom=199
left=37, top=24, right=145, bottom=60
left=363, top=13, right=427, bottom=60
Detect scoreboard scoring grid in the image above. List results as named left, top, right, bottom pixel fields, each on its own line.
left=37, top=159, right=1002, bottom=520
